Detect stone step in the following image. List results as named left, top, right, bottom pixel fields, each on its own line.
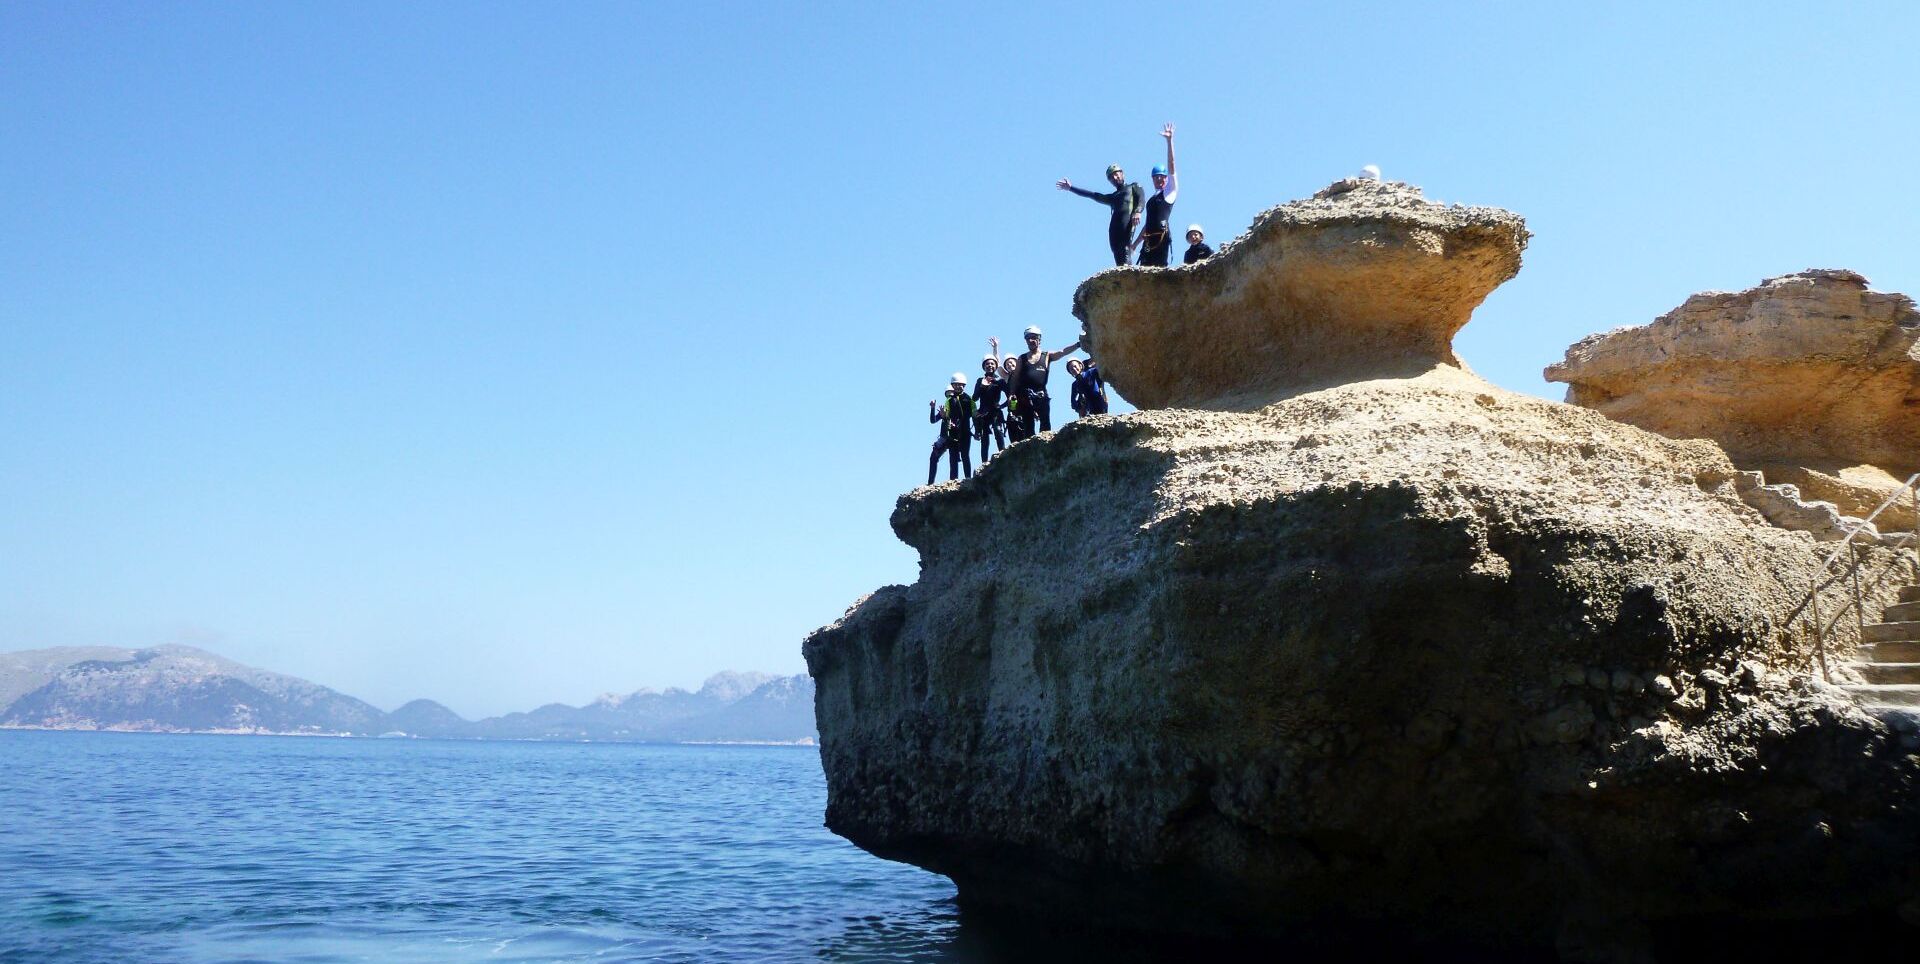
left=1843, top=684, right=1920, bottom=708
left=1882, top=600, right=1920, bottom=622
left=1856, top=663, right=1920, bottom=685
left=1858, top=641, right=1920, bottom=662
left=1900, top=585, right=1920, bottom=603
left=1861, top=621, right=1920, bottom=643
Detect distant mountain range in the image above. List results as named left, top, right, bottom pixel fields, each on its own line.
left=0, top=645, right=816, bottom=744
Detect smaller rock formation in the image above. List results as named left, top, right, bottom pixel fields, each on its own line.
left=1073, top=179, right=1529, bottom=410
left=1546, top=270, right=1920, bottom=528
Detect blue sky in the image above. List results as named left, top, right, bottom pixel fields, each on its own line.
left=4, top=1, right=1917, bottom=717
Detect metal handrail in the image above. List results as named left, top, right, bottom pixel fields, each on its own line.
left=1780, top=472, right=1920, bottom=682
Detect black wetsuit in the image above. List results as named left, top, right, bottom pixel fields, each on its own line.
left=1014, top=351, right=1054, bottom=435
left=972, top=375, right=1008, bottom=462
left=928, top=392, right=974, bottom=484
left=1184, top=241, right=1214, bottom=264
left=1138, top=190, right=1175, bottom=267
left=1067, top=181, right=1145, bottom=266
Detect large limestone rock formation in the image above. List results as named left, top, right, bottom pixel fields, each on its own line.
left=1546, top=269, right=1920, bottom=530
left=1072, top=178, right=1528, bottom=410
left=807, top=185, right=1920, bottom=955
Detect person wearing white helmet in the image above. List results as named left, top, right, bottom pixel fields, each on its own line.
left=927, top=372, right=976, bottom=485
left=999, top=353, right=1027, bottom=442
left=1131, top=123, right=1181, bottom=267
left=997, top=327, right=1080, bottom=438
left=971, top=352, right=1009, bottom=463
left=1183, top=224, right=1213, bottom=265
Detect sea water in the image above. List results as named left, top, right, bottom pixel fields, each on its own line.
left=0, top=730, right=962, bottom=962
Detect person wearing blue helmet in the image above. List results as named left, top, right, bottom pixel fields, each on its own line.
left=1131, top=123, right=1180, bottom=267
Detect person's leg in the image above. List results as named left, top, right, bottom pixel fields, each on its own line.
left=1108, top=222, right=1129, bottom=266
left=961, top=441, right=973, bottom=479
left=993, top=418, right=1006, bottom=453
left=1037, top=393, right=1052, bottom=432
left=978, top=424, right=990, bottom=465
left=928, top=439, right=945, bottom=486
left=1141, top=235, right=1170, bottom=267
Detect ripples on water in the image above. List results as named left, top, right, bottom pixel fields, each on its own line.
left=0, top=731, right=969, bottom=962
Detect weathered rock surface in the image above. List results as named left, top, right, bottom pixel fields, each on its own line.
left=808, top=187, right=1920, bottom=954
left=1546, top=269, right=1920, bottom=530
left=1072, top=179, right=1528, bottom=410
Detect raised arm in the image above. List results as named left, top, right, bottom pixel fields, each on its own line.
left=1057, top=178, right=1104, bottom=201
left=1046, top=341, right=1082, bottom=362
left=1161, top=124, right=1178, bottom=202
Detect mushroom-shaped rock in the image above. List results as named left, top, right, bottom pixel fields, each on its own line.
left=1072, top=178, right=1529, bottom=410
left=1546, top=270, right=1920, bottom=525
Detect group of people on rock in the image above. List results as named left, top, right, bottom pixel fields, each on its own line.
left=923, top=123, right=1222, bottom=486
left=927, top=327, right=1108, bottom=485
left=1055, top=123, right=1213, bottom=267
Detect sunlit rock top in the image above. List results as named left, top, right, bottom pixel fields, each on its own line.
left=1546, top=269, right=1920, bottom=475
left=1072, top=178, right=1529, bottom=410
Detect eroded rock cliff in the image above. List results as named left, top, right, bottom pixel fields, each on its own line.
left=1546, top=269, right=1920, bottom=529
left=807, top=185, right=1920, bottom=955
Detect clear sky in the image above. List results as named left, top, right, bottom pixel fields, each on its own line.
left=4, top=1, right=1917, bottom=717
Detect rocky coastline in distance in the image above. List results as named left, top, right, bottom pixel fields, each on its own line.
left=0, top=644, right=816, bottom=744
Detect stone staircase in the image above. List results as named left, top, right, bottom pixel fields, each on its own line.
left=1847, top=583, right=1920, bottom=709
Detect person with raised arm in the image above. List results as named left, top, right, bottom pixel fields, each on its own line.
left=1056, top=164, right=1144, bottom=267
left=971, top=351, right=1009, bottom=464
left=1131, top=124, right=1180, bottom=267
left=1012, top=326, right=1081, bottom=436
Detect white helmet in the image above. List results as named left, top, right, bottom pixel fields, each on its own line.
left=1186, top=224, right=1204, bottom=237
left=950, top=372, right=967, bottom=385
left=1024, top=325, right=1042, bottom=337
left=1359, top=164, right=1381, bottom=181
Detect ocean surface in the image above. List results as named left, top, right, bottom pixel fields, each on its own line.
left=0, top=730, right=976, bottom=963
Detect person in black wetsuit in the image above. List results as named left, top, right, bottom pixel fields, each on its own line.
left=1067, top=358, right=1109, bottom=417
left=927, top=373, right=974, bottom=485
left=1056, top=165, right=1143, bottom=266
left=1009, top=326, right=1080, bottom=436
left=999, top=354, right=1027, bottom=442
left=971, top=355, right=1008, bottom=463
left=1132, top=123, right=1179, bottom=267
left=1183, top=224, right=1214, bottom=264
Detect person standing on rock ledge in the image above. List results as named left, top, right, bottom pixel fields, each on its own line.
left=1131, top=124, right=1180, bottom=267
left=1183, top=224, right=1213, bottom=264
left=927, top=374, right=975, bottom=485
left=1056, top=163, right=1143, bottom=266
left=971, top=355, right=1009, bottom=464
left=998, top=328, right=1080, bottom=437
left=1067, top=358, right=1108, bottom=417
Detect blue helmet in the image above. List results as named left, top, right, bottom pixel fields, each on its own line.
left=1151, top=164, right=1168, bottom=177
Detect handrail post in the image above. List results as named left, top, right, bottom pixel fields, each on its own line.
left=1851, top=542, right=1867, bottom=635
left=1811, top=580, right=1828, bottom=683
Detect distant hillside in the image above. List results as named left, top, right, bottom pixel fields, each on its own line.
left=0, top=645, right=386, bottom=734
left=0, top=645, right=816, bottom=743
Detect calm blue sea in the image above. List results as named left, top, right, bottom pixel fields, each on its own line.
left=0, top=730, right=964, bottom=963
